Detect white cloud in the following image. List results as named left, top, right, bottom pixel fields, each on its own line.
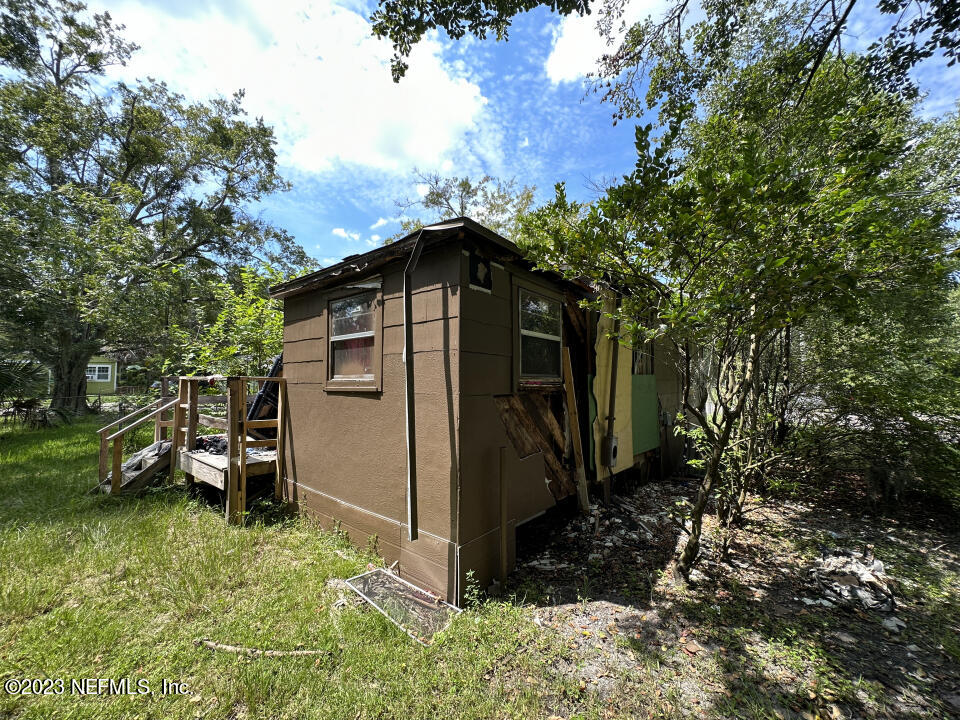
left=369, top=217, right=389, bottom=229
left=321, top=256, right=340, bottom=266
left=98, top=0, right=489, bottom=173
left=332, top=227, right=360, bottom=241
left=545, top=1, right=667, bottom=84
left=370, top=234, right=381, bottom=243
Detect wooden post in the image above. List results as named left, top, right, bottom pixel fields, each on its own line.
left=274, top=378, right=285, bottom=500
left=562, top=347, right=590, bottom=514
left=156, top=377, right=170, bottom=442
left=98, top=431, right=109, bottom=486
left=225, top=377, right=243, bottom=524
left=172, top=378, right=188, bottom=476
left=499, top=446, right=508, bottom=584
left=239, top=379, right=248, bottom=521
left=111, top=436, right=123, bottom=494
left=185, top=379, right=199, bottom=485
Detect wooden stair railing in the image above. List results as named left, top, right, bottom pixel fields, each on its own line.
left=97, top=397, right=180, bottom=493
left=223, top=376, right=286, bottom=525
left=97, top=375, right=286, bottom=524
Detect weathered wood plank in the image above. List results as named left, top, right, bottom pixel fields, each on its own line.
left=225, top=378, right=243, bottom=524
left=493, top=396, right=539, bottom=457
left=245, top=419, right=277, bottom=429
left=523, top=392, right=565, bottom=453
left=494, top=394, right=575, bottom=499
left=178, top=452, right=226, bottom=489
left=246, top=438, right=276, bottom=448
left=563, top=347, right=590, bottom=514
left=111, top=437, right=122, bottom=494
left=197, top=413, right=227, bottom=430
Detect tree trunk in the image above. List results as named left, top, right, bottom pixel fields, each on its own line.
left=676, top=331, right=760, bottom=579
left=49, top=343, right=95, bottom=414
left=676, top=446, right=722, bottom=577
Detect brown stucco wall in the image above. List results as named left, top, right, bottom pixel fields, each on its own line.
left=455, top=251, right=558, bottom=599
left=281, top=242, right=461, bottom=598
left=281, top=239, right=570, bottom=603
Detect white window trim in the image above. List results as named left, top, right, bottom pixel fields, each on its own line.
left=86, top=364, right=112, bottom=382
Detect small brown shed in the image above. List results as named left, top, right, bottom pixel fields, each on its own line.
left=269, top=217, right=681, bottom=602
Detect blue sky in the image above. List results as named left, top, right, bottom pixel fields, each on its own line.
left=90, top=0, right=957, bottom=268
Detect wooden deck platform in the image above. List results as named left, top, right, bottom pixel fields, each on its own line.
left=178, top=447, right=277, bottom=490
left=97, top=374, right=286, bottom=524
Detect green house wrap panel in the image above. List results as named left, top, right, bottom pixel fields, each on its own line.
left=631, top=374, right=660, bottom=454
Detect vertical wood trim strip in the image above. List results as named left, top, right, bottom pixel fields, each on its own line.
left=99, top=432, right=109, bottom=486
left=111, top=436, right=122, bottom=494
left=499, top=446, right=508, bottom=583
left=239, top=379, right=247, bottom=524
left=275, top=378, right=285, bottom=499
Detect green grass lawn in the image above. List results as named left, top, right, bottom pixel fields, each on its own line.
left=0, top=420, right=574, bottom=720
left=4, top=420, right=958, bottom=720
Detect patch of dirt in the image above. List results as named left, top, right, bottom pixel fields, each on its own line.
left=510, top=480, right=960, bottom=719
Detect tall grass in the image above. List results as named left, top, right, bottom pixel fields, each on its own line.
left=0, top=421, right=570, bottom=720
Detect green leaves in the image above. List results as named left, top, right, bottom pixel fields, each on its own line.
left=0, top=0, right=308, bottom=405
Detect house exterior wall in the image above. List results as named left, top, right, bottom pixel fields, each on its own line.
left=279, top=236, right=597, bottom=603
left=85, top=356, right=117, bottom=394
left=455, top=251, right=557, bottom=600
left=280, top=243, right=461, bottom=598
left=654, top=340, right=685, bottom=473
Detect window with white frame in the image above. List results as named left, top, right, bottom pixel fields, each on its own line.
left=519, top=288, right=562, bottom=379
left=328, top=291, right=377, bottom=381
left=85, top=364, right=111, bottom=382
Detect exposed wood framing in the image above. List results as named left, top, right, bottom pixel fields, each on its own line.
left=493, top=395, right=576, bottom=500
left=563, top=347, right=590, bottom=514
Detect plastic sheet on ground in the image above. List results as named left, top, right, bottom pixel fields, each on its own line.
left=346, top=569, right=460, bottom=645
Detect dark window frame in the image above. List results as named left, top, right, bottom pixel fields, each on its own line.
left=324, top=283, right=383, bottom=393
left=516, top=284, right=564, bottom=386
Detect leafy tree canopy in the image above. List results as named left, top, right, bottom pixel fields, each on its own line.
left=386, top=168, right=535, bottom=242
left=0, top=0, right=308, bottom=410
left=372, top=0, right=959, bottom=119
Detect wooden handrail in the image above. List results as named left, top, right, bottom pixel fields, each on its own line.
left=97, top=399, right=161, bottom=435
left=244, top=419, right=277, bottom=429
left=99, top=374, right=285, bottom=509
left=105, top=398, right=179, bottom=442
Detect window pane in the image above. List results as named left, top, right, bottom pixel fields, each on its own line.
left=97, top=367, right=109, bottom=380
left=85, top=367, right=96, bottom=380
left=520, top=290, right=561, bottom=337
left=520, top=335, right=561, bottom=378
left=331, top=336, right=375, bottom=378
left=331, top=292, right=375, bottom=337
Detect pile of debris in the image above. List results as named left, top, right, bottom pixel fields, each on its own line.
left=808, top=547, right=897, bottom=612
left=509, top=481, right=692, bottom=603
left=195, top=435, right=228, bottom=454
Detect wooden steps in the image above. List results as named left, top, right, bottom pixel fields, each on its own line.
left=99, top=440, right=171, bottom=494
left=96, top=373, right=286, bottom=525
